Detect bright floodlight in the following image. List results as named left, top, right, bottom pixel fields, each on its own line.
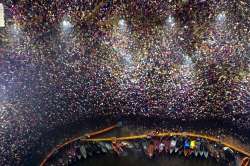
left=217, top=11, right=226, bottom=23
left=118, top=19, right=127, bottom=32
left=62, top=20, right=72, bottom=31
left=11, top=23, right=20, bottom=35
left=63, top=20, right=71, bottom=27
left=166, top=15, right=175, bottom=28
left=119, top=49, right=132, bottom=64
left=0, top=3, right=4, bottom=27
left=124, top=53, right=132, bottom=64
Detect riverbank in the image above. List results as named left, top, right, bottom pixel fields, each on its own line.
left=27, top=114, right=250, bottom=166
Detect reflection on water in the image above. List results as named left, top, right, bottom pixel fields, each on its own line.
left=76, top=153, right=219, bottom=166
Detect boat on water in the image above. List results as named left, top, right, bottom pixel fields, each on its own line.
left=124, top=141, right=140, bottom=154
left=104, top=142, right=113, bottom=151
left=47, top=134, right=243, bottom=166
left=214, top=150, right=220, bottom=162
left=153, top=139, right=160, bottom=153
left=163, top=138, right=171, bottom=153
left=121, top=141, right=134, bottom=149
left=219, top=149, right=226, bottom=163
left=112, top=142, right=120, bottom=155
left=170, top=137, right=177, bottom=154
left=198, top=140, right=208, bottom=158
left=195, top=139, right=201, bottom=157
left=91, top=143, right=101, bottom=154
left=134, top=141, right=142, bottom=151
left=184, top=138, right=190, bottom=157
left=80, top=145, right=87, bottom=159
left=190, top=140, right=196, bottom=149
left=203, top=142, right=209, bottom=159
left=112, top=141, right=124, bottom=155
left=199, top=140, right=205, bottom=157
left=188, top=140, right=196, bottom=156
left=207, top=143, right=216, bottom=159
left=175, top=137, right=183, bottom=155
left=211, top=144, right=223, bottom=162
left=147, top=141, right=155, bottom=159
left=98, top=142, right=108, bottom=153
left=159, top=141, right=165, bottom=153
left=141, top=140, right=148, bottom=152
left=85, top=143, right=94, bottom=156
left=223, top=147, right=235, bottom=162
left=77, top=153, right=81, bottom=160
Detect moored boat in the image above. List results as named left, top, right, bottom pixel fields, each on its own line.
left=92, top=143, right=101, bottom=154
left=134, top=141, right=142, bottom=150
left=190, top=140, right=196, bottom=150
left=223, top=147, right=235, bottom=162
left=164, top=138, right=170, bottom=153
left=147, top=141, right=155, bottom=159
left=85, top=143, right=94, bottom=157
left=213, top=144, right=225, bottom=162
left=77, top=154, right=81, bottom=160
left=141, top=140, right=148, bottom=152
left=199, top=140, right=208, bottom=158
left=80, top=145, right=87, bottom=159
left=184, top=138, right=190, bottom=157
left=207, top=143, right=216, bottom=159
left=189, top=140, right=196, bottom=156
left=98, top=142, right=108, bottom=153
left=112, top=141, right=124, bottom=155
left=159, top=141, right=165, bottom=153
left=203, top=145, right=209, bottom=159
left=219, top=149, right=226, bottom=162
left=104, top=142, right=112, bottom=151
left=175, top=137, right=183, bottom=154
left=170, top=137, right=177, bottom=154
left=194, top=139, right=201, bottom=157
left=76, top=147, right=82, bottom=160
left=121, top=141, right=134, bottom=149
left=153, top=139, right=160, bottom=152
left=199, top=140, right=205, bottom=157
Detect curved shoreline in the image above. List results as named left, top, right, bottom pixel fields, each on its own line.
left=40, top=126, right=250, bottom=166
left=25, top=114, right=250, bottom=166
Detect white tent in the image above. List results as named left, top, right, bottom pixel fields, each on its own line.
left=0, top=3, right=4, bottom=27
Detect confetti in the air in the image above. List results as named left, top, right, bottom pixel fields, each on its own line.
left=0, top=0, right=249, bottom=165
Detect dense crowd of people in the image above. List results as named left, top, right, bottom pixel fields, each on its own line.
left=0, top=0, right=249, bottom=165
